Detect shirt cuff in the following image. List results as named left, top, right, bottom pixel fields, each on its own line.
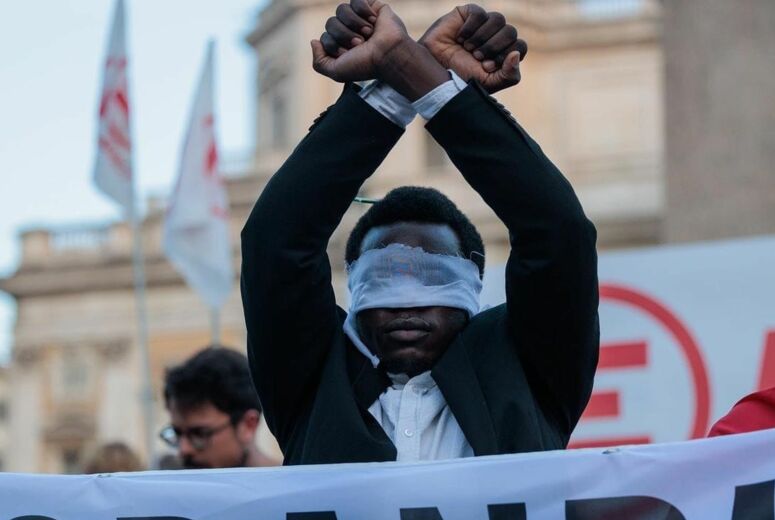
left=412, top=70, right=468, bottom=121
left=358, top=80, right=416, bottom=128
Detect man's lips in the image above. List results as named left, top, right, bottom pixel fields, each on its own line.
left=383, top=317, right=431, bottom=343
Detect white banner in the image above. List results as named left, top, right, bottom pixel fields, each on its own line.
left=481, top=235, right=775, bottom=447
left=0, top=429, right=773, bottom=519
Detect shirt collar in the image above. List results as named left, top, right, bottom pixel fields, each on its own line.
left=387, top=370, right=437, bottom=390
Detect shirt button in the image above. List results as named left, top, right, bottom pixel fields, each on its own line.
left=404, top=429, right=414, bottom=437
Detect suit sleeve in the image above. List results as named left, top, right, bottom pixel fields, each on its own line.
left=425, top=83, right=600, bottom=436
left=240, top=85, right=404, bottom=447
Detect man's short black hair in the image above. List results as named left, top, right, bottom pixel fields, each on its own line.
left=163, top=346, right=261, bottom=422
left=345, top=186, right=485, bottom=276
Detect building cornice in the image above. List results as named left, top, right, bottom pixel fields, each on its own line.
left=0, top=173, right=266, bottom=300
left=246, top=0, right=662, bottom=50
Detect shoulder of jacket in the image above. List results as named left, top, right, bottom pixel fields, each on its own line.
left=464, top=303, right=508, bottom=335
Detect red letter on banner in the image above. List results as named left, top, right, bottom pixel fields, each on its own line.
left=570, top=340, right=651, bottom=449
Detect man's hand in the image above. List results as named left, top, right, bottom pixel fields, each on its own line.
left=311, top=0, right=450, bottom=101
left=419, top=4, right=528, bottom=93
left=311, top=0, right=410, bottom=83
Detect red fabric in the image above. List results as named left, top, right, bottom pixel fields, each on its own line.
left=708, top=386, right=775, bottom=436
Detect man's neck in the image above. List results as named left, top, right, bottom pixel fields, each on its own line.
left=245, top=447, right=279, bottom=468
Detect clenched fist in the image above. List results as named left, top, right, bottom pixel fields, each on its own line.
left=420, top=4, right=528, bottom=93
left=311, top=0, right=410, bottom=83
left=311, top=0, right=451, bottom=101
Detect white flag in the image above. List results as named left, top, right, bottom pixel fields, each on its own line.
left=163, top=41, right=233, bottom=310
left=93, top=0, right=134, bottom=213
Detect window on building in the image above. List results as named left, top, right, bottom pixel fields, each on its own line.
left=272, top=94, right=288, bottom=148
left=52, top=348, right=93, bottom=402
left=62, top=448, right=81, bottom=474
left=63, top=356, right=89, bottom=395
left=258, top=58, right=290, bottom=151
left=425, top=132, right=449, bottom=172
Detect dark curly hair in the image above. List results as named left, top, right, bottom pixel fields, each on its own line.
left=345, top=186, right=485, bottom=277
left=163, top=347, right=261, bottom=422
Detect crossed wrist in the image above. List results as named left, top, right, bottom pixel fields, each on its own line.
left=376, top=39, right=450, bottom=102
left=373, top=34, right=415, bottom=70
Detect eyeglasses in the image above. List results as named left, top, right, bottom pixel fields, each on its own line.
left=159, top=420, right=233, bottom=451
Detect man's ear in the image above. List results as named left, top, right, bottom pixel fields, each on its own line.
left=237, top=409, right=260, bottom=442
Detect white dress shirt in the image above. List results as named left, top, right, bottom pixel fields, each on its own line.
left=367, top=371, right=474, bottom=462
left=359, top=70, right=469, bottom=128
left=351, top=73, right=475, bottom=462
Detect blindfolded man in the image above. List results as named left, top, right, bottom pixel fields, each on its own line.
left=241, top=0, right=600, bottom=465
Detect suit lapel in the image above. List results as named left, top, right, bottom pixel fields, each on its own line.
left=349, top=353, right=390, bottom=411
left=346, top=346, right=397, bottom=460
left=432, top=336, right=499, bottom=456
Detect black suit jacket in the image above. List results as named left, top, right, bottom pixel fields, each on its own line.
left=241, top=82, right=599, bottom=465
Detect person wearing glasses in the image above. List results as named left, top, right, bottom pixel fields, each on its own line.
left=160, top=346, right=278, bottom=469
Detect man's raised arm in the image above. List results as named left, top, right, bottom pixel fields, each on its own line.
left=240, top=85, right=401, bottom=446
left=431, top=93, right=599, bottom=436
left=418, top=9, right=600, bottom=438
left=240, top=15, right=408, bottom=448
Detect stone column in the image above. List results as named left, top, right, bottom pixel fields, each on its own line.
left=8, top=347, right=43, bottom=472
left=663, top=0, right=775, bottom=242
left=97, top=341, right=138, bottom=448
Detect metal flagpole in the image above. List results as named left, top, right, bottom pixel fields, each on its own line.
left=129, top=200, right=156, bottom=467
left=95, top=0, right=155, bottom=467
left=210, top=308, right=221, bottom=346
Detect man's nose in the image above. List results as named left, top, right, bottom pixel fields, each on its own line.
left=177, top=436, right=195, bottom=457
left=393, top=307, right=424, bottom=318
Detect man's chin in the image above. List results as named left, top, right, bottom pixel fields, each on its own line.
left=380, top=354, right=434, bottom=377
left=182, top=459, right=211, bottom=470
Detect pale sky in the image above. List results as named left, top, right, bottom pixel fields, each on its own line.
left=0, top=0, right=269, bottom=361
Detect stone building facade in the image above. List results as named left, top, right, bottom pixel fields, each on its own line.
left=663, top=0, right=775, bottom=242
left=0, top=180, right=270, bottom=472
left=0, top=0, right=664, bottom=472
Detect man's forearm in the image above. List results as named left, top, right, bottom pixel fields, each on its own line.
left=427, top=86, right=590, bottom=241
